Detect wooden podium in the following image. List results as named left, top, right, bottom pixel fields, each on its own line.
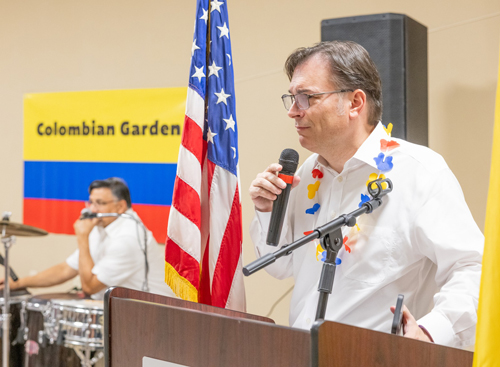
left=311, top=320, right=473, bottom=367
left=104, top=287, right=310, bottom=367
left=104, top=287, right=473, bottom=367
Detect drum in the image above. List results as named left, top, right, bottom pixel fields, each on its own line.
left=24, top=293, right=84, bottom=367
left=46, top=299, right=103, bottom=349
left=0, top=288, right=31, bottom=367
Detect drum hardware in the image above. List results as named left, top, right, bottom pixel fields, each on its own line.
left=55, top=329, right=104, bottom=367
left=1, top=212, right=47, bottom=367
left=12, top=300, right=28, bottom=346
left=25, top=293, right=85, bottom=367
left=56, top=329, right=66, bottom=346
left=37, top=330, right=49, bottom=349
left=72, top=348, right=103, bottom=367
left=0, top=290, right=31, bottom=366
left=34, top=299, right=104, bottom=367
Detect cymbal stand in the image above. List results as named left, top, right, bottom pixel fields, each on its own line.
left=1, top=218, right=15, bottom=367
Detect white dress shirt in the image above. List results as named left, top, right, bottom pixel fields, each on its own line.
left=67, top=208, right=176, bottom=299
left=250, top=122, right=483, bottom=348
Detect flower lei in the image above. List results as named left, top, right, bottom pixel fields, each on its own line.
left=302, top=123, right=399, bottom=264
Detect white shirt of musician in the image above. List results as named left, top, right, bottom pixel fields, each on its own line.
left=66, top=209, right=175, bottom=299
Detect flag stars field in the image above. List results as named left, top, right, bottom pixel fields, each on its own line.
left=191, top=66, right=205, bottom=82
left=217, top=23, right=229, bottom=39
left=199, top=8, right=208, bottom=23
left=191, top=39, right=200, bottom=56
left=215, top=88, right=230, bottom=104
left=208, top=61, right=223, bottom=77
left=223, top=115, right=235, bottom=131
left=207, top=127, right=217, bottom=144
left=211, top=0, right=224, bottom=13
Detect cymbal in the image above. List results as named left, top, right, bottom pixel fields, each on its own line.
left=0, top=221, right=48, bottom=237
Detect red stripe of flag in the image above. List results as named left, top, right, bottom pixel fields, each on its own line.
left=165, top=237, right=200, bottom=289
left=181, top=115, right=204, bottom=165
left=199, top=158, right=216, bottom=304
left=210, top=184, right=242, bottom=307
left=172, top=178, right=201, bottom=230
left=199, top=235, right=212, bottom=304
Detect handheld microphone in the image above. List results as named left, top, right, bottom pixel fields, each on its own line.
left=266, top=148, right=299, bottom=246
left=80, top=208, right=120, bottom=219
left=80, top=208, right=97, bottom=219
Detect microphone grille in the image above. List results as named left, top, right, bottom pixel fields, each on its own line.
left=81, top=208, right=92, bottom=215
left=279, top=149, right=299, bottom=174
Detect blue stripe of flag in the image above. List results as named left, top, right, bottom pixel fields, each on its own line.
left=24, top=161, right=176, bottom=206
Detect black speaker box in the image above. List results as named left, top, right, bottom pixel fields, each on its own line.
left=321, top=13, right=428, bottom=146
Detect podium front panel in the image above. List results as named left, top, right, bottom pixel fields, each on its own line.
left=107, top=297, right=310, bottom=367
left=313, top=320, right=473, bottom=367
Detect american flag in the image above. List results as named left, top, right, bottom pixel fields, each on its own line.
left=165, top=0, right=246, bottom=311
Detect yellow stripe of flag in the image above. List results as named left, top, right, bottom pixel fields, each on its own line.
left=473, top=47, right=500, bottom=366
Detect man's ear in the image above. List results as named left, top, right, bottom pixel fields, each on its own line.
left=117, top=199, right=128, bottom=214
left=349, top=89, right=367, bottom=119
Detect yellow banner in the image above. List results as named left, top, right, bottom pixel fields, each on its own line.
left=24, top=88, right=187, bottom=163
left=473, top=48, right=500, bottom=366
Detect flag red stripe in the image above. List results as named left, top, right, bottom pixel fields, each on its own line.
left=198, top=159, right=216, bottom=303
left=199, top=235, right=212, bottom=304
left=181, top=115, right=204, bottom=165
left=165, top=237, right=200, bottom=288
left=210, top=184, right=243, bottom=307
left=206, top=156, right=215, bottom=194
left=171, top=177, right=201, bottom=230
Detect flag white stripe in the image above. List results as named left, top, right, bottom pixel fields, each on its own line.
left=226, top=255, right=246, bottom=310
left=185, top=88, right=205, bottom=130
left=176, top=145, right=202, bottom=197
left=167, top=206, right=201, bottom=262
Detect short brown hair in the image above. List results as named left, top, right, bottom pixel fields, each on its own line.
left=284, top=41, right=383, bottom=125
left=89, top=177, right=132, bottom=208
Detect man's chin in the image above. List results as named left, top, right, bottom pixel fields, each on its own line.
left=298, top=136, right=313, bottom=151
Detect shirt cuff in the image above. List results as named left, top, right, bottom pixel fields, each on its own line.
left=255, top=210, right=271, bottom=239
left=255, top=209, right=271, bottom=225
left=418, top=325, right=434, bottom=342
left=417, top=311, right=457, bottom=347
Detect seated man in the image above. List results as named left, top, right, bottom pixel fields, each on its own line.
left=2, top=177, right=175, bottom=299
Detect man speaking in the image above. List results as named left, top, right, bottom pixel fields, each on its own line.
left=249, top=41, right=483, bottom=348
left=1, top=177, right=174, bottom=299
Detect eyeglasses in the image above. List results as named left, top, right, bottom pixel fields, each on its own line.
left=281, top=89, right=353, bottom=111
left=85, top=200, right=117, bottom=208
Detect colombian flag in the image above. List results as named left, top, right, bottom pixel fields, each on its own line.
left=23, top=88, right=186, bottom=243
left=473, top=48, right=500, bottom=366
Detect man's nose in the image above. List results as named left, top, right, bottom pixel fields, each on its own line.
left=86, top=202, right=100, bottom=212
left=287, top=100, right=305, bottom=119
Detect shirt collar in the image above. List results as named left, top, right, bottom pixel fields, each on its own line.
left=314, top=122, right=391, bottom=173
left=101, top=208, right=135, bottom=236
left=347, top=122, right=391, bottom=170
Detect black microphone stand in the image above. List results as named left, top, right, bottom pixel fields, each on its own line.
left=243, top=178, right=393, bottom=322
